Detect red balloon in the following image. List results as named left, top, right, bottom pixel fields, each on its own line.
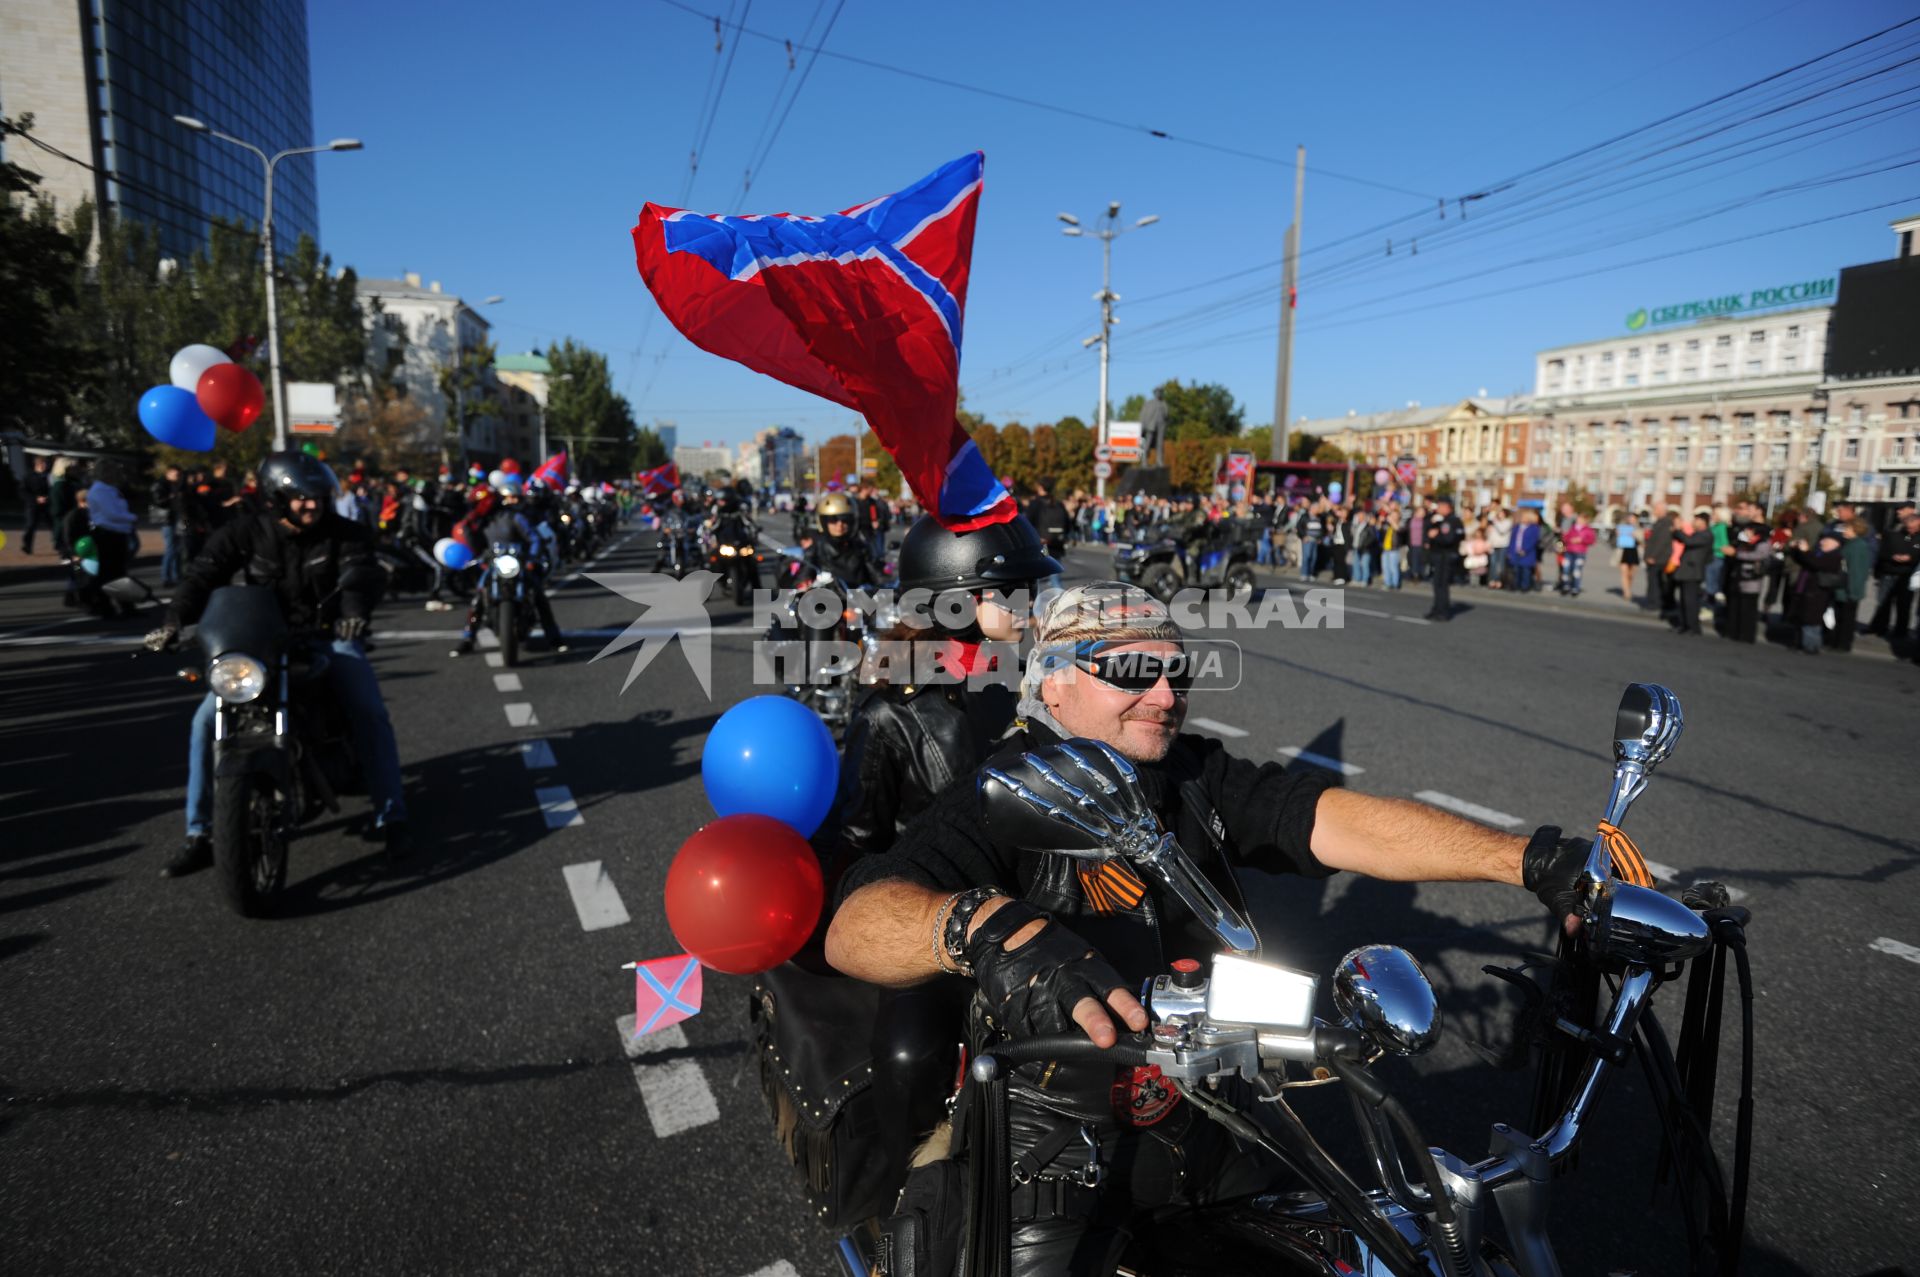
left=664, top=814, right=823, bottom=975
left=196, top=363, right=264, bottom=433
left=500, top=458, right=523, bottom=475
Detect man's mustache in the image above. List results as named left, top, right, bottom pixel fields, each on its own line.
left=1121, top=706, right=1179, bottom=725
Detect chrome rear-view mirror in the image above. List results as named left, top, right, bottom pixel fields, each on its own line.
left=1333, top=945, right=1442, bottom=1057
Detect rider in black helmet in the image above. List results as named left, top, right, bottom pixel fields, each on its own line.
left=146, top=452, right=411, bottom=873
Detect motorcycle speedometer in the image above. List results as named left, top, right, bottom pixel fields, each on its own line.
left=495, top=554, right=522, bottom=578
left=209, top=653, right=268, bottom=703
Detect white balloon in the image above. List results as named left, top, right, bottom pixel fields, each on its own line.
left=170, top=344, right=231, bottom=391
left=488, top=469, right=507, bottom=489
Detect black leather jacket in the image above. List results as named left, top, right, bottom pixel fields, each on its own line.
left=830, top=678, right=1016, bottom=865
left=168, top=511, right=382, bottom=631
left=806, top=532, right=883, bottom=591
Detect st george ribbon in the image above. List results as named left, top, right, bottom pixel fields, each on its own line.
left=631, top=152, right=1016, bottom=531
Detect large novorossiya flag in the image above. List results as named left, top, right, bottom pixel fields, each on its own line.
left=631, top=152, right=1015, bottom=531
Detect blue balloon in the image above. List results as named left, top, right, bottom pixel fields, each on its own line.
left=434, top=537, right=474, bottom=570
left=702, top=694, right=838, bottom=837
left=138, top=385, right=217, bottom=452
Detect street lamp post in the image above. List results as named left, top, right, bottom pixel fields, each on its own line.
left=1060, top=204, right=1158, bottom=499
left=171, top=116, right=362, bottom=452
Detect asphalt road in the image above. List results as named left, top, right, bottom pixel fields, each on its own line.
left=2, top=530, right=1916, bottom=1277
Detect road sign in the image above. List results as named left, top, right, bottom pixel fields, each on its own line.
left=861, top=456, right=878, bottom=471
left=1107, top=421, right=1143, bottom=463
left=1094, top=444, right=1112, bottom=463
left=1093, top=460, right=1113, bottom=480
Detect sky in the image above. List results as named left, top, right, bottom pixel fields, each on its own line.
left=308, top=0, right=1920, bottom=449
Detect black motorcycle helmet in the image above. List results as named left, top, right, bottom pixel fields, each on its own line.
left=895, top=513, right=1060, bottom=595
left=257, top=451, right=339, bottom=518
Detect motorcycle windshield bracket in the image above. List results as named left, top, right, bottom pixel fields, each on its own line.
left=981, top=739, right=1260, bottom=955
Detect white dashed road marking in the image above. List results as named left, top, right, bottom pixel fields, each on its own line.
left=519, top=739, right=558, bottom=770
left=616, top=1016, right=720, bottom=1137
left=743, top=1264, right=801, bottom=1277
left=1189, top=718, right=1248, bottom=738
left=476, top=630, right=499, bottom=649
left=493, top=673, right=523, bottom=693
left=1643, top=859, right=1682, bottom=882
left=504, top=702, right=539, bottom=727
left=562, top=861, right=627, bottom=929
left=1278, top=747, right=1365, bottom=777
left=536, top=784, right=584, bottom=829
left=1393, top=615, right=1433, bottom=626
left=485, top=652, right=505, bottom=668
left=1413, top=791, right=1526, bottom=828
left=1870, top=937, right=1920, bottom=964
left=1344, top=605, right=1393, bottom=619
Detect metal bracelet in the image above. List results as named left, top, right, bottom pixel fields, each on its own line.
left=929, top=890, right=967, bottom=974
left=943, top=885, right=1003, bottom=975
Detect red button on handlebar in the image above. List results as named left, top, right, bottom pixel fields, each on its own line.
left=1171, top=958, right=1201, bottom=973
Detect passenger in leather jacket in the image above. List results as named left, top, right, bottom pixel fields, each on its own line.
left=829, top=513, right=1060, bottom=867
left=756, top=512, right=1058, bottom=1233
left=825, top=582, right=1602, bottom=1276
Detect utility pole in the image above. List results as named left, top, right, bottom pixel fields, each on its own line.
left=1060, top=204, right=1158, bottom=500
left=1270, top=145, right=1306, bottom=462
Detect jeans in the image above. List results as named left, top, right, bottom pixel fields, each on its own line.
left=1300, top=540, right=1321, bottom=578
left=1515, top=561, right=1536, bottom=592
left=1562, top=552, right=1587, bottom=595
left=187, top=638, right=407, bottom=836
left=1799, top=623, right=1822, bottom=653
left=1704, top=557, right=1725, bottom=600
left=1352, top=551, right=1372, bottom=585
left=1256, top=531, right=1272, bottom=565
left=161, top=525, right=181, bottom=584
left=1490, top=547, right=1507, bottom=584
left=1381, top=547, right=1402, bottom=589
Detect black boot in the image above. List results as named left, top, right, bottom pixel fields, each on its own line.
left=161, top=835, right=213, bottom=878
left=382, top=820, right=413, bottom=862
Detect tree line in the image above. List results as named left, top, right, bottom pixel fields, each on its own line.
left=1, top=115, right=644, bottom=478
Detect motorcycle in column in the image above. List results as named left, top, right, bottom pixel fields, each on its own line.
left=179, top=582, right=371, bottom=917
left=709, top=513, right=765, bottom=606
left=482, top=535, right=535, bottom=667
left=766, top=565, right=873, bottom=740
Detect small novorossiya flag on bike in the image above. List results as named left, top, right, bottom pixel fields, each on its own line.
left=631, top=152, right=1015, bottom=532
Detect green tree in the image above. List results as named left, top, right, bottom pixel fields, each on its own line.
left=1785, top=473, right=1844, bottom=513
left=544, top=338, right=639, bottom=478
left=632, top=426, right=668, bottom=470
left=0, top=115, right=88, bottom=439
left=1156, top=379, right=1244, bottom=441
left=1559, top=482, right=1599, bottom=519
left=438, top=339, right=499, bottom=468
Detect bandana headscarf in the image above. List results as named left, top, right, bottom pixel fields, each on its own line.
left=1016, top=581, right=1184, bottom=733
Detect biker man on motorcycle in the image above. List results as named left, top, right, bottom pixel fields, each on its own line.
left=146, top=452, right=411, bottom=874
left=806, top=491, right=884, bottom=590
left=450, top=475, right=567, bottom=657
left=824, top=581, right=1596, bottom=1275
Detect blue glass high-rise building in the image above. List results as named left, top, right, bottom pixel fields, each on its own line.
left=0, top=0, right=318, bottom=261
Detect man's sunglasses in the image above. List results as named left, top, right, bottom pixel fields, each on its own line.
left=1074, top=649, right=1194, bottom=694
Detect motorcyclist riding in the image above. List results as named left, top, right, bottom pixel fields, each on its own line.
left=806, top=491, right=884, bottom=590
left=824, top=581, right=1598, bottom=1276
left=146, top=452, right=411, bottom=874
left=450, top=474, right=568, bottom=657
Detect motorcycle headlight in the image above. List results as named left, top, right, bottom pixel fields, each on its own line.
left=495, top=554, right=522, bottom=578
left=719, top=544, right=738, bottom=556
left=209, top=653, right=267, bottom=703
